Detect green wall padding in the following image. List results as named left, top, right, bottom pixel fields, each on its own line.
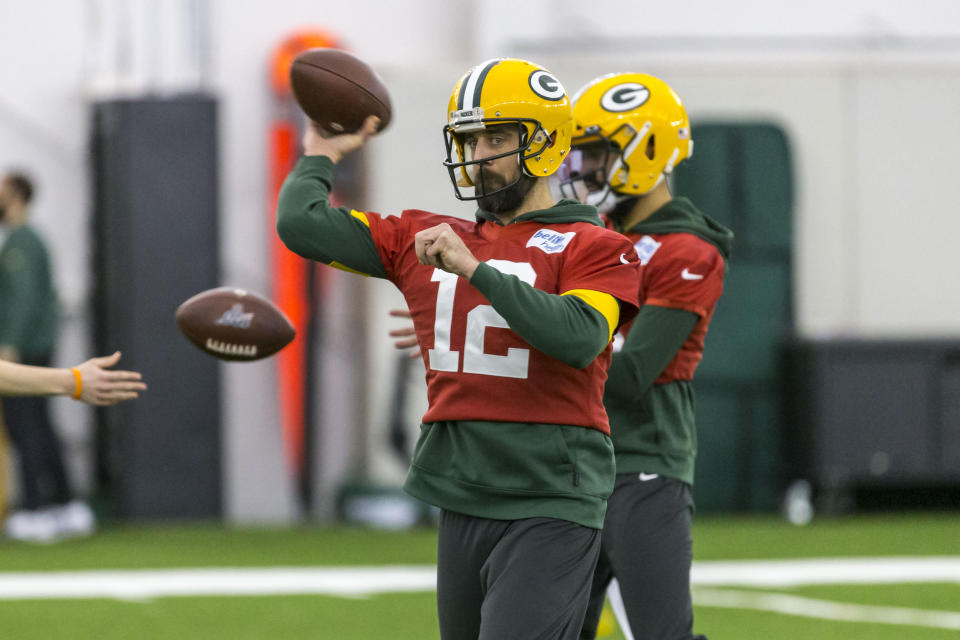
left=673, top=121, right=794, bottom=512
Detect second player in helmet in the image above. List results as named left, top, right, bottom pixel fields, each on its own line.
left=559, top=73, right=733, bottom=640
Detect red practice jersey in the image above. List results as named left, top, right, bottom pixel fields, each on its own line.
left=365, top=209, right=640, bottom=434
left=621, top=231, right=725, bottom=382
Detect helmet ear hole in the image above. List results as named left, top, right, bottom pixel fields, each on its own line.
left=646, top=134, right=655, bottom=160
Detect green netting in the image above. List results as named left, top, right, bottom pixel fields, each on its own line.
left=697, top=261, right=792, bottom=382
left=674, top=122, right=793, bottom=256
left=693, top=388, right=784, bottom=512
left=674, top=121, right=794, bottom=512
left=692, top=389, right=745, bottom=512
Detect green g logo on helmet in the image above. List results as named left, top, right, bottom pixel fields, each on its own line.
left=600, top=83, right=651, bottom=112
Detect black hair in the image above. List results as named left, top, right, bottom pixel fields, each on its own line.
left=5, top=172, right=35, bottom=204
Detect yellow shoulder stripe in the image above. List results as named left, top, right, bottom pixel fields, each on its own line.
left=350, top=209, right=370, bottom=226
left=329, top=261, right=370, bottom=277
left=561, top=289, right=620, bottom=342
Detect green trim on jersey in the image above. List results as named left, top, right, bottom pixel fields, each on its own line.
left=470, top=263, right=609, bottom=369
left=605, top=380, right=698, bottom=485
left=476, top=200, right=604, bottom=227
left=619, top=197, right=733, bottom=260
left=404, top=420, right=615, bottom=529
left=276, top=156, right=388, bottom=278
left=605, top=306, right=699, bottom=401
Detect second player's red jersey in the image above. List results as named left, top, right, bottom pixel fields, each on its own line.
left=620, top=230, right=726, bottom=382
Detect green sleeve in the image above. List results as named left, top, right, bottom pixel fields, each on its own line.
left=468, top=262, right=610, bottom=369
left=603, top=305, right=699, bottom=402
left=0, top=242, right=43, bottom=349
left=275, top=155, right=388, bottom=278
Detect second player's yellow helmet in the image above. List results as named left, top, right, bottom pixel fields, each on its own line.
left=565, top=72, right=692, bottom=204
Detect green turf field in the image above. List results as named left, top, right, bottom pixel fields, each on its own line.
left=0, top=513, right=957, bottom=639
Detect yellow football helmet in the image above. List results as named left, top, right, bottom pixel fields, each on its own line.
left=443, top=58, right=572, bottom=201
left=558, top=73, right=692, bottom=208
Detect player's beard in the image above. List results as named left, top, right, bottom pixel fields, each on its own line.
left=474, top=165, right=536, bottom=214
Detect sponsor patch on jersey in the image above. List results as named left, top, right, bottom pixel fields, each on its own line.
left=634, top=235, right=662, bottom=265
left=526, top=229, right=576, bottom=254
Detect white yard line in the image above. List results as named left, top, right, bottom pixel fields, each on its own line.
left=693, top=588, right=960, bottom=631
left=691, top=556, right=960, bottom=587
left=0, top=566, right=437, bottom=600
left=0, top=557, right=957, bottom=601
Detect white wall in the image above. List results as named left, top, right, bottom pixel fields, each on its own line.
left=854, top=69, right=960, bottom=335
left=2, top=0, right=960, bottom=521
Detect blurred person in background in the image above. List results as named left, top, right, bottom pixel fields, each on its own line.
left=557, top=73, right=732, bottom=640
left=0, top=170, right=97, bottom=543
left=278, top=58, right=642, bottom=640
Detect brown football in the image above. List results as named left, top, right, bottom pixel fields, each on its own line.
left=289, top=48, right=392, bottom=134
left=175, top=287, right=295, bottom=362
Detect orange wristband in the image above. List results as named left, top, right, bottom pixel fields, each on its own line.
left=71, top=367, right=82, bottom=400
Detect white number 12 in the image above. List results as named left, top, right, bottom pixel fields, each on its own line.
left=428, top=260, right=537, bottom=379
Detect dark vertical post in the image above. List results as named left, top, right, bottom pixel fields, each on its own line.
left=91, top=96, right=221, bottom=519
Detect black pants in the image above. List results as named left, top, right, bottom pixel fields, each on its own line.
left=580, top=474, right=704, bottom=640
left=437, top=510, right=601, bottom=640
left=1, top=354, right=72, bottom=511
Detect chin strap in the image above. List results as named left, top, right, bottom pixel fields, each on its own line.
left=587, top=186, right=618, bottom=214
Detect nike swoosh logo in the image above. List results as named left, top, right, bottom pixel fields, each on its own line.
left=681, top=268, right=704, bottom=280
left=638, top=473, right=660, bottom=481
left=620, top=253, right=630, bottom=264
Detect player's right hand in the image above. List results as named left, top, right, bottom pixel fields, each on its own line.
left=388, top=308, right=423, bottom=360
left=414, top=223, right=480, bottom=278
left=303, top=115, right=380, bottom=163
